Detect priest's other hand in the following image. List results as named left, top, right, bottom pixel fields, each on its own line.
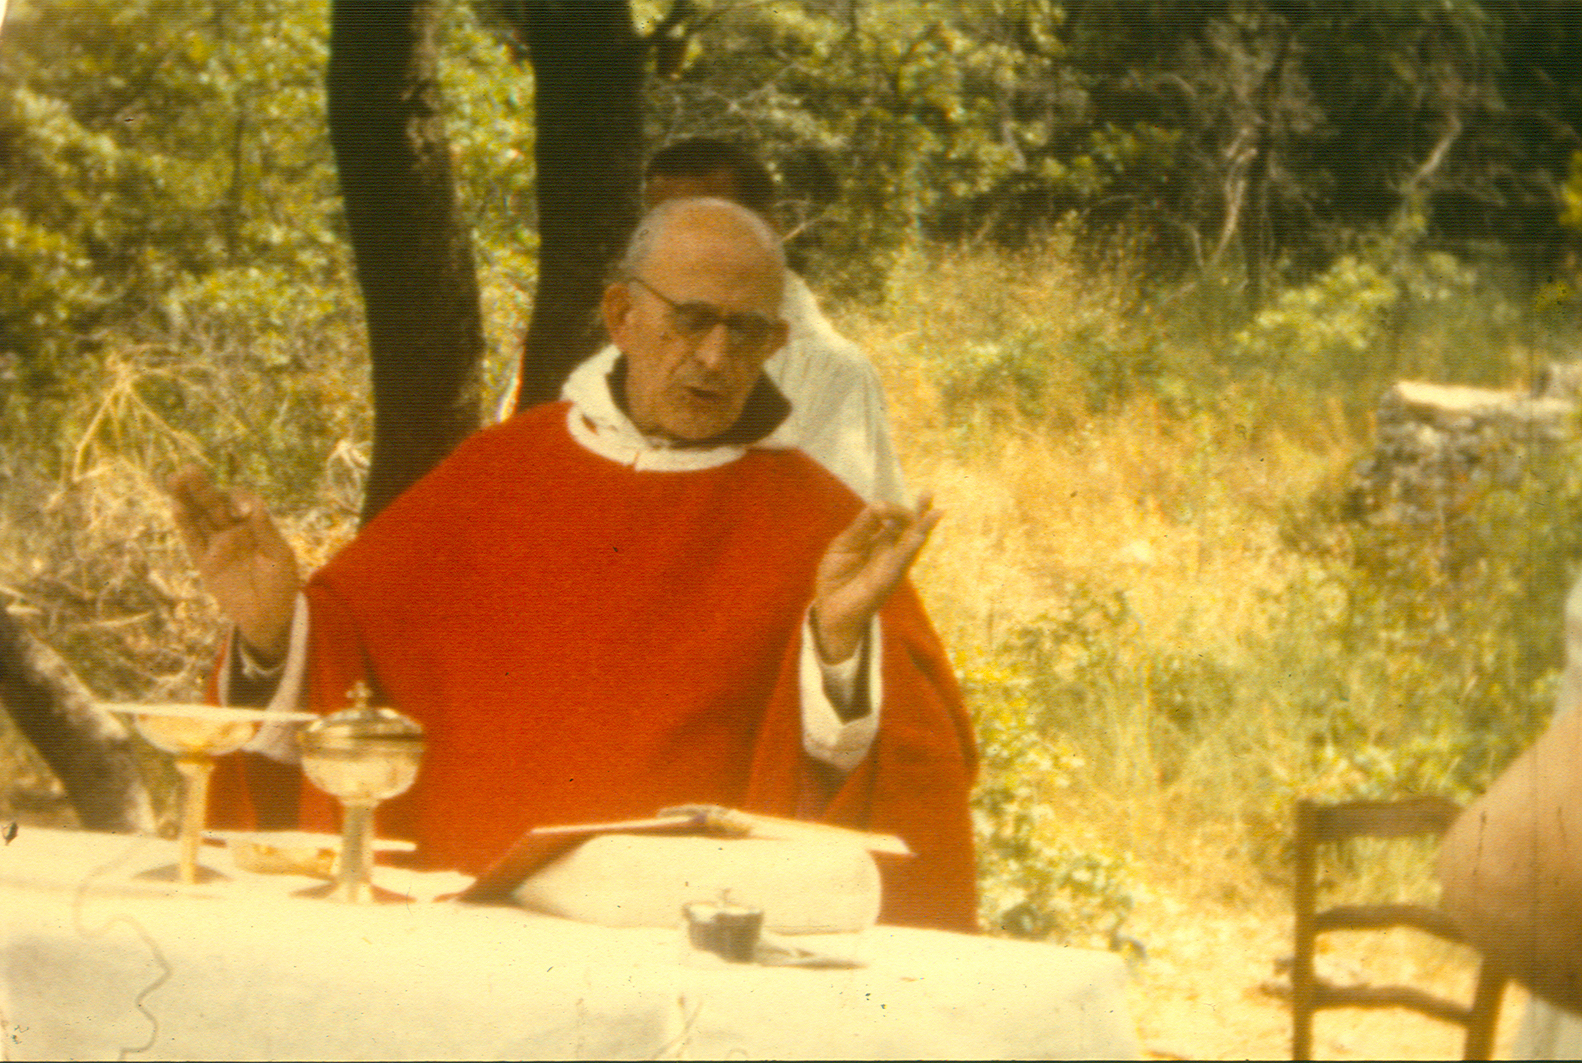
left=813, top=495, right=941, bottom=663
left=166, top=465, right=299, bottom=666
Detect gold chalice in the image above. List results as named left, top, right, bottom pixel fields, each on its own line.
left=296, top=688, right=425, bottom=903
left=104, top=702, right=317, bottom=885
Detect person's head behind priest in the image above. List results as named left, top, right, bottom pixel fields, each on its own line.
left=601, top=197, right=791, bottom=443
left=643, top=137, right=777, bottom=223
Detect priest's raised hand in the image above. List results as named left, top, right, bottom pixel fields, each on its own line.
left=811, top=495, right=942, bottom=664
left=166, top=465, right=299, bottom=667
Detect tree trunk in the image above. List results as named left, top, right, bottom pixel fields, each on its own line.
left=1242, top=27, right=1293, bottom=312
left=329, top=0, right=485, bottom=523
left=511, top=0, right=647, bottom=410
left=0, top=609, right=155, bottom=833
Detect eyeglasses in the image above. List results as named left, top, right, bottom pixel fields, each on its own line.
left=628, top=277, right=784, bottom=357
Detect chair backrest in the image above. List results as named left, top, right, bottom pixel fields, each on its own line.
left=1291, top=797, right=1507, bottom=1060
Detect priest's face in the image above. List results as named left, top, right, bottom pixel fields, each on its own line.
left=605, top=202, right=788, bottom=443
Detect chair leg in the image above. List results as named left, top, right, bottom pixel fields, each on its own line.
left=1293, top=802, right=1319, bottom=1059
left=1292, top=1001, right=1314, bottom=1060
left=1291, top=944, right=1317, bottom=1059
left=1462, top=969, right=1507, bottom=1060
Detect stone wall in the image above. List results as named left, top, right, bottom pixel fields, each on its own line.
left=1346, top=368, right=1580, bottom=530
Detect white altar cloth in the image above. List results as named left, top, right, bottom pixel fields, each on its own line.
left=1, top=827, right=1141, bottom=1060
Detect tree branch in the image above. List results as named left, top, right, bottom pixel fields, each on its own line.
left=0, top=607, right=154, bottom=833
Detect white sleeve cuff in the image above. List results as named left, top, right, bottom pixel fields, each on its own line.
left=800, top=612, right=882, bottom=773
left=218, top=594, right=312, bottom=762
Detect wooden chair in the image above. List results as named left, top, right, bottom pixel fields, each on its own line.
left=1292, top=797, right=1508, bottom=1059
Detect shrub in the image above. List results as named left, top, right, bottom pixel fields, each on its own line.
left=965, top=641, right=1141, bottom=949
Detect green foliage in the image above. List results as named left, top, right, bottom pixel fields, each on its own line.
left=911, top=234, right=1184, bottom=444
left=1563, top=150, right=1582, bottom=235
left=939, top=331, right=1061, bottom=426
left=1231, top=254, right=1404, bottom=382
left=436, top=10, right=537, bottom=258
left=1248, top=437, right=1582, bottom=869
left=635, top=0, right=1537, bottom=291
left=0, top=0, right=532, bottom=380
left=638, top=0, right=1576, bottom=294
left=0, top=0, right=341, bottom=368
left=964, top=637, right=1140, bottom=948
left=0, top=202, right=95, bottom=359
left=645, top=0, right=999, bottom=295
left=1227, top=218, right=1529, bottom=404
left=937, top=323, right=1169, bottom=432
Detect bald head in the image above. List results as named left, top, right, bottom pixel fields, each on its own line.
left=601, top=198, right=790, bottom=442
left=616, top=197, right=785, bottom=294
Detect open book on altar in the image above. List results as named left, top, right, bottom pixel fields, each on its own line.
left=457, top=805, right=909, bottom=906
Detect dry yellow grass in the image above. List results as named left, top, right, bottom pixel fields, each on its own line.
left=837, top=248, right=1367, bottom=891
left=852, top=247, right=1351, bottom=639
left=837, top=245, right=1539, bottom=1057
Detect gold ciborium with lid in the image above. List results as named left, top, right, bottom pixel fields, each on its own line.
left=296, top=682, right=425, bottom=903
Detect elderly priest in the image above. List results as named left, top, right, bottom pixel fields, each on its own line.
left=168, top=198, right=978, bottom=933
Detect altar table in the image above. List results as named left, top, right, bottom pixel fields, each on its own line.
left=1, top=827, right=1141, bottom=1060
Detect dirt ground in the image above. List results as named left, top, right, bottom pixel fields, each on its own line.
left=1121, top=889, right=1528, bottom=1060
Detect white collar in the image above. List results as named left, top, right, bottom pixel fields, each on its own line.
left=561, top=346, right=791, bottom=472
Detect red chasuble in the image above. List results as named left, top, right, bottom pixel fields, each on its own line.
left=220, top=402, right=978, bottom=932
